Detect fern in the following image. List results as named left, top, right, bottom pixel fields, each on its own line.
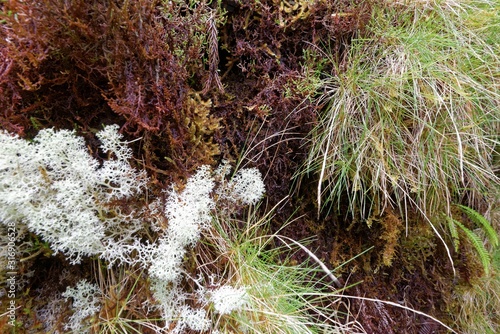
left=450, top=217, right=492, bottom=275
left=446, top=216, right=460, bottom=252
left=457, top=204, right=499, bottom=248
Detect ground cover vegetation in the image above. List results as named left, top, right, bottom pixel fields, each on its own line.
left=0, top=0, right=498, bottom=333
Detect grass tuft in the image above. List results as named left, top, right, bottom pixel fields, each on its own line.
left=301, top=0, right=500, bottom=223
left=196, top=201, right=365, bottom=333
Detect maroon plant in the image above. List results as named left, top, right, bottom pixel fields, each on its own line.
left=1, top=0, right=226, bottom=179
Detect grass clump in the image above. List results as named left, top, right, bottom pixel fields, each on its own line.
left=302, top=0, right=499, bottom=222
left=297, top=1, right=499, bottom=330
left=198, top=204, right=363, bottom=334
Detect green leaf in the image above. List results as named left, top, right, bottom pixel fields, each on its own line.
left=453, top=218, right=491, bottom=276
left=446, top=216, right=460, bottom=252
left=457, top=204, right=499, bottom=248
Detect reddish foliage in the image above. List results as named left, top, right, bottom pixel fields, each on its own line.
left=221, top=0, right=370, bottom=78
left=1, top=0, right=194, bottom=133
left=0, top=0, right=216, bottom=180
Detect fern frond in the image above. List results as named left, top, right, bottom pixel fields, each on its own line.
left=457, top=204, right=499, bottom=248
left=453, top=218, right=491, bottom=276
left=446, top=216, right=460, bottom=252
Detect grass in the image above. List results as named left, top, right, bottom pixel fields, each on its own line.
left=197, top=201, right=458, bottom=333
left=91, top=265, right=164, bottom=334
left=196, top=201, right=365, bottom=333
left=295, top=1, right=499, bottom=331
left=301, top=0, right=499, bottom=223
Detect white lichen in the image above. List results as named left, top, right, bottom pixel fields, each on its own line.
left=0, top=126, right=147, bottom=264
left=209, top=285, right=248, bottom=315
left=62, top=280, right=101, bottom=333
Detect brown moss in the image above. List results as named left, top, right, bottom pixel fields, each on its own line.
left=1, top=0, right=229, bottom=182
left=220, top=0, right=371, bottom=79
left=176, top=90, right=221, bottom=166
left=379, top=209, right=404, bottom=267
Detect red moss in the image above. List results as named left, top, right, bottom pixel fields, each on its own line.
left=1, top=0, right=224, bottom=179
